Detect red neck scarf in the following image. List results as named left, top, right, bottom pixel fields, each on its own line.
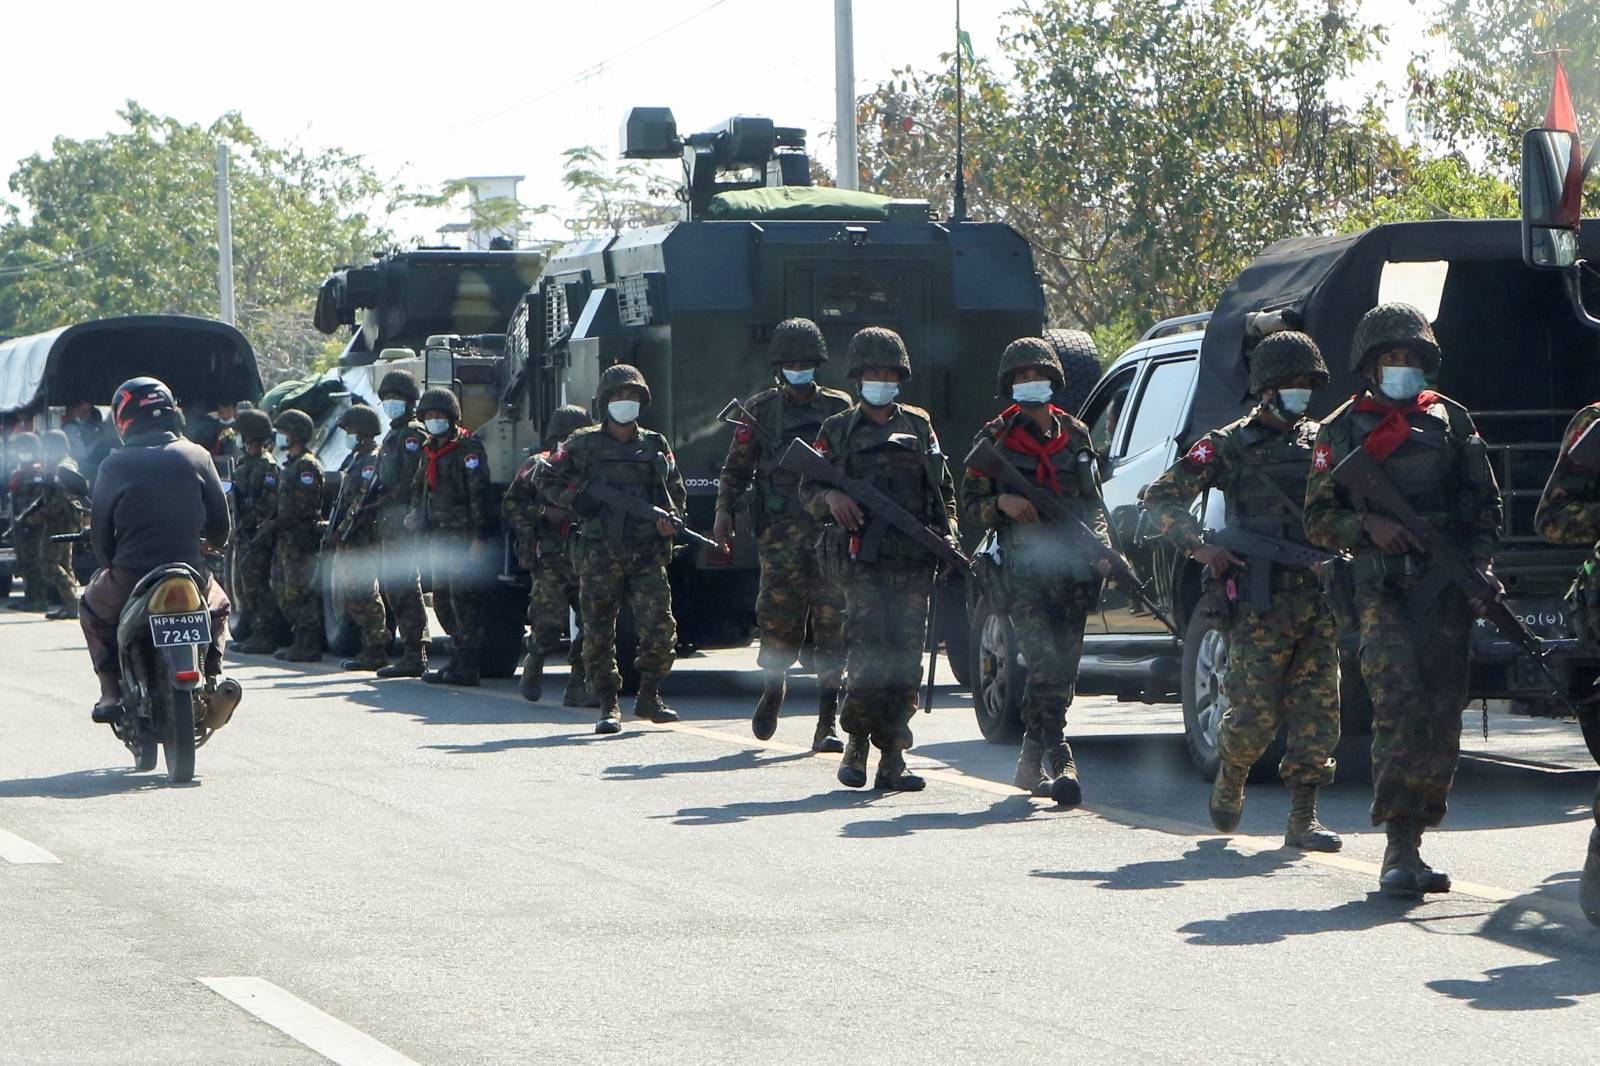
left=423, top=430, right=468, bottom=490
left=997, top=404, right=1073, bottom=493
left=1354, top=390, right=1439, bottom=462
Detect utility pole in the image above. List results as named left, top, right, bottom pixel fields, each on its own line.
left=834, top=0, right=858, bottom=190
left=215, top=144, right=236, bottom=326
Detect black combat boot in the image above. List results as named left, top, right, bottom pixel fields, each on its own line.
left=1014, top=736, right=1049, bottom=796
left=563, top=667, right=601, bottom=708
left=1209, top=762, right=1248, bottom=832
left=595, top=693, right=622, bottom=734
left=1412, top=826, right=1451, bottom=894
left=45, top=597, right=79, bottom=620
left=340, top=637, right=389, bottom=672
left=376, top=643, right=427, bottom=678
left=873, top=748, right=926, bottom=792
left=811, top=677, right=844, bottom=754
left=519, top=649, right=545, bottom=702
left=1284, top=784, right=1342, bottom=852
left=1581, top=826, right=1600, bottom=927
left=281, top=625, right=323, bottom=663
left=752, top=670, right=786, bottom=740
left=1044, top=742, right=1082, bottom=808
left=633, top=674, right=679, bottom=723
left=1379, top=817, right=1423, bottom=898
left=425, top=647, right=479, bottom=687
left=837, top=734, right=869, bottom=788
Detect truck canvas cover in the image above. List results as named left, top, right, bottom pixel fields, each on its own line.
left=706, top=187, right=895, bottom=221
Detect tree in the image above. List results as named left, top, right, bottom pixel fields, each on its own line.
left=559, top=146, right=678, bottom=237
left=0, top=102, right=399, bottom=382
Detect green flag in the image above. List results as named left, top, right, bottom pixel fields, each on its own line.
left=958, top=29, right=975, bottom=66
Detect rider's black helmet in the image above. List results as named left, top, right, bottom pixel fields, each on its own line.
left=110, top=377, right=178, bottom=441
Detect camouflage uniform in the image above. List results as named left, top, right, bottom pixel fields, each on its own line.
left=1304, top=304, right=1499, bottom=894
left=230, top=443, right=287, bottom=652
left=36, top=435, right=90, bottom=616
left=7, top=434, right=46, bottom=610
left=269, top=451, right=326, bottom=639
left=372, top=404, right=431, bottom=676
left=327, top=413, right=387, bottom=666
left=409, top=413, right=495, bottom=667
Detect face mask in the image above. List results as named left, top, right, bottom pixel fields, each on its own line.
left=1011, top=380, right=1054, bottom=407
left=860, top=381, right=899, bottom=407
left=1378, top=366, right=1426, bottom=402
left=424, top=418, right=451, bottom=436
left=218, top=417, right=235, bottom=427
left=274, top=433, right=289, bottom=450
left=381, top=399, right=408, bottom=422
left=781, top=368, right=816, bottom=387
left=1273, top=388, right=1313, bottom=416
left=16, top=452, right=35, bottom=464
left=607, top=400, right=641, bottom=425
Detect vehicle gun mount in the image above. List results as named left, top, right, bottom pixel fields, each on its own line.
left=622, top=108, right=814, bottom=222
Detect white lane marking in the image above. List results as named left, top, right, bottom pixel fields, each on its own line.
left=199, top=977, right=421, bottom=1066
left=0, top=827, right=61, bottom=864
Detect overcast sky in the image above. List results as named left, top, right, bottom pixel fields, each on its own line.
left=4, top=0, right=1433, bottom=242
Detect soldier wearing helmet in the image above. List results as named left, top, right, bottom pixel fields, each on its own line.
left=503, top=404, right=598, bottom=707
left=713, top=317, right=854, bottom=749
left=229, top=408, right=290, bottom=654
left=534, top=364, right=689, bottom=733
left=34, top=429, right=90, bottom=620
left=799, top=327, right=958, bottom=792
left=1304, top=303, right=1501, bottom=898
left=258, top=407, right=326, bottom=663
left=1145, top=329, right=1343, bottom=851
left=6, top=431, right=47, bottom=611
left=323, top=404, right=389, bottom=671
left=366, top=369, right=432, bottom=678
left=960, top=336, right=1115, bottom=807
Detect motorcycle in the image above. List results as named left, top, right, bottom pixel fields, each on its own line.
left=55, top=532, right=240, bottom=783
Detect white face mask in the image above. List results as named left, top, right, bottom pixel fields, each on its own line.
left=607, top=400, right=642, bottom=425
left=781, top=368, right=816, bottom=387
left=218, top=417, right=235, bottom=427
left=1378, top=366, right=1426, bottom=402
left=424, top=418, right=451, bottom=436
left=1274, top=388, right=1313, bottom=416
left=274, top=433, right=289, bottom=450
left=16, top=452, right=36, bottom=464
left=1011, top=380, right=1054, bottom=407
left=860, top=380, right=899, bottom=407
left=381, top=399, right=408, bottom=422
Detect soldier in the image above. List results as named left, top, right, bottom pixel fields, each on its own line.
left=325, top=405, right=389, bottom=671
left=1304, top=303, right=1501, bottom=898
left=36, top=430, right=90, bottom=620
left=6, top=432, right=46, bottom=611
left=712, top=318, right=853, bottom=751
left=800, top=327, right=958, bottom=791
left=960, top=337, right=1112, bottom=807
left=1142, top=331, right=1342, bottom=849
left=536, top=365, right=687, bottom=733
left=407, top=388, right=495, bottom=687
left=1534, top=403, right=1600, bottom=923
left=260, top=409, right=326, bottom=663
left=503, top=404, right=597, bottom=705
left=229, top=410, right=289, bottom=654
left=372, top=370, right=432, bottom=679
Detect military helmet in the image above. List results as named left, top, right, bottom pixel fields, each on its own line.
left=378, top=369, right=421, bottom=403
left=995, top=337, right=1064, bottom=398
left=41, top=429, right=69, bottom=459
left=417, top=387, right=462, bottom=422
left=770, top=317, right=828, bottom=364
left=336, top=404, right=383, bottom=437
left=10, top=431, right=40, bottom=455
left=1247, top=330, right=1329, bottom=393
left=235, top=408, right=273, bottom=443
left=545, top=404, right=592, bottom=445
left=845, top=327, right=911, bottom=380
left=596, top=363, right=652, bottom=406
left=1044, top=330, right=1102, bottom=417
left=110, top=376, right=178, bottom=440
left=275, top=408, right=315, bottom=445
left=1350, top=302, right=1440, bottom=374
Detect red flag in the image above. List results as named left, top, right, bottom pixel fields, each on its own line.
left=1544, top=55, right=1584, bottom=219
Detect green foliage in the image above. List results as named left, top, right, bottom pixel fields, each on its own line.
left=0, top=102, right=397, bottom=382
left=559, top=147, right=678, bottom=236
left=396, top=179, right=555, bottom=251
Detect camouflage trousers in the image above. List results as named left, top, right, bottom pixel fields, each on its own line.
left=38, top=535, right=76, bottom=603
left=1220, top=582, right=1340, bottom=786
left=1008, top=577, right=1099, bottom=746
left=12, top=524, right=42, bottom=601
left=1358, top=580, right=1472, bottom=828
left=335, top=532, right=388, bottom=649
left=576, top=538, right=676, bottom=696
left=527, top=548, right=582, bottom=668
left=755, top=517, right=844, bottom=676
left=378, top=527, right=429, bottom=647
left=840, top=559, right=934, bottom=752
left=236, top=534, right=287, bottom=641
left=428, top=532, right=488, bottom=648
left=271, top=540, right=321, bottom=629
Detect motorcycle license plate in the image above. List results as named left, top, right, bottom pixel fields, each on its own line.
left=149, top=611, right=211, bottom=647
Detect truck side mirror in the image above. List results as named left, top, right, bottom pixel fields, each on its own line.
left=1521, top=128, right=1581, bottom=270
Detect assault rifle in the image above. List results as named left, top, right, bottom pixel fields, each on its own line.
left=964, top=438, right=1177, bottom=635
left=1330, top=447, right=1576, bottom=713
left=1202, top=527, right=1339, bottom=611
left=578, top=477, right=723, bottom=554
left=778, top=440, right=972, bottom=577
left=1564, top=416, right=1600, bottom=472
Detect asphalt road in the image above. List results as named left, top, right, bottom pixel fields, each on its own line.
left=3, top=609, right=1598, bottom=1065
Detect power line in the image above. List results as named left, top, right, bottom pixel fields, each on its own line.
left=0, top=241, right=114, bottom=279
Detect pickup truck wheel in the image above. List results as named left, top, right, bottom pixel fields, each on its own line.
left=1181, top=600, right=1286, bottom=782
left=970, top=603, right=1023, bottom=743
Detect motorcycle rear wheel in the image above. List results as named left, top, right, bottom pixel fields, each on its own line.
left=161, top=685, right=196, bottom=785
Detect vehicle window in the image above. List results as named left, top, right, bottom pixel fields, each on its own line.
left=1081, top=366, right=1137, bottom=457
left=1121, top=357, right=1199, bottom=458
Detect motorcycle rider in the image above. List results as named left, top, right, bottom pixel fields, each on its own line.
left=79, top=378, right=239, bottom=724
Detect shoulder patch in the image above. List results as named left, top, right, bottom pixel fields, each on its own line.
left=1182, top=438, right=1217, bottom=468
left=299, top=471, right=316, bottom=486
left=814, top=437, right=830, bottom=458
left=404, top=437, right=421, bottom=452
left=464, top=454, right=481, bottom=470
left=1313, top=443, right=1332, bottom=471
left=264, top=473, right=277, bottom=487
left=734, top=424, right=755, bottom=444
left=361, top=463, right=377, bottom=480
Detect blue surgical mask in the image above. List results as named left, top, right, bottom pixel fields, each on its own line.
left=424, top=418, right=451, bottom=436
left=274, top=433, right=289, bottom=450
left=1274, top=388, right=1313, bottom=416
left=381, top=399, right=408, bottom=422
left=1378, top=366, right=1426, bottom=402
left=1011, top=380, right=1054, bottom=407
left=607, top=400, right=641, bottom=425
left=781, top=368, right=816, bottom=387
left=860, top=381, right=899, bottom=407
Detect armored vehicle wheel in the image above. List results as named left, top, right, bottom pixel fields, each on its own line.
left=1181, top=599, right=1281, bottom=782
left=1043, top=329, right=1102, bottom=416
left=970, top=601, right=1023, bottom=743
left=479, top=583, right=527, bottom=680
left=320, top=548, right=362, bottom=658
left=939, top=576, right=972, bottom=688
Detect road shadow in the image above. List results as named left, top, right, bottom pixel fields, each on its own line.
left=426, top=731, right=649, bottom=756
left=661, top=788, right=883, bottom=827
left=1031, top=837, right=1298, bottom=891
left=0, top=766, right=178, bottom=799
left=1177, top=894, right=1447, bottom=946
left=605, top=749, right=812, bottom=782
left=840, top=793, right=1043, bottom=838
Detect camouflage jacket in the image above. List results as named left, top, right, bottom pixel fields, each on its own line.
left=1536, top=404, right=1600, bottom=546
left=8, top=461, right=47, bottom=519
left=408, top=429, right=494, bottom=536
left=332, top=441, right=381, bottom=544
left=36, top=457, right=90, bottom=534
left=503, top=449, right=575, bottom=566
left=233, top=451, right=280, bottom=536
left=1304, top=389, right=1500, bottom=562
left=269, top=451, right=326, bottom=552
left=716, top=383, right=853, bottom=519
left=374, top=416, right=429, bottom=536
left=959, top=404, right=1109, bottom=543
left=536, top=424, right=688, bottom=546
